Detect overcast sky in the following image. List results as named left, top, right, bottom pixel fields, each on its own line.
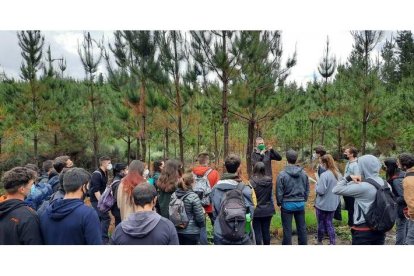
left=0, top=30, right=394, bottom=86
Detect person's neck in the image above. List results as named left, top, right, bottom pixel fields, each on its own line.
left=136, top=204, right=154, bottom=212
left=64, top=192, right=82, bottom=200
left=99, top=166, right=106, bottom=173
left=349, top=157, right=357, bottom=162
left=5, top=193, right=24, bottom=201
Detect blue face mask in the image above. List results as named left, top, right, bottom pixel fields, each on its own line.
left=30, top=184, right=36, bottom=194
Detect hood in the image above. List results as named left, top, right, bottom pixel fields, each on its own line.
left=216, top=179, right=240, bottom=191
left=46, top=198, right=84, bottom=220
left=221, top=173, right=242, bottom=182
left=0, top=199, right=26, bottom=218
left=175, top=189, right=192, bottom=198
left=358, top=155, right=383, bottom=184
left=192, top=166, right=211, bottom=177
left=250, top=176, right=273, bottom=187
left=284, top=165, right=304, bottom=178
left=121, top=211, right=161, bottom=238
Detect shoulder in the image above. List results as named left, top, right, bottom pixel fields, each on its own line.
left=159, top=216, right=175, bottom=230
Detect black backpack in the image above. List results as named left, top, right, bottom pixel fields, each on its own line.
left=218, top=183, right=247, bottom=242
left=363, top=178, right=397, bottom=233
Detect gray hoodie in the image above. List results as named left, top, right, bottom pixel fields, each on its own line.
left=333, top=155, right=387, bottom=225
left=315, top=170, right=341, bottom=211
left=276, top=165, right=310, bottom=206
left=110, top=211, right=179, bottom=245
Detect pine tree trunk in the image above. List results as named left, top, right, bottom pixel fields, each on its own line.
left=246, top=119, right=255, bottom=177
left=222, top=31, right=229, bottom=164
left=136, top=138, right=141, bottom=160
left=0, top=137, right=2, bottom=155
left=310, top=120, right=314, bottom=162
left=140, top=82, right=147, bottom=162
left=213, top=121, right=218, bottom=165
left=127, top=135, right=131, bottom=164
left=337, top=126, right=342, bottom=158
left=197, top=125, right=200, bottom=155
left=91, top=79, right=99, bottom=169
left=164, top=127, right=169, bottom=160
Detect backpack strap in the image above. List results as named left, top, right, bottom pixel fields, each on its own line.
left=364, top=178, right=386, bottom=190
left=236, top=183, right=245, bottom=192
left=204, top=168, right=213, bottom=178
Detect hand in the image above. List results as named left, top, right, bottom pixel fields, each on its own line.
left=260, top=149, right=266, bottom=155
left=350, top=175, right=362, bottom=183
left=267, top=145, right=273, bottom=150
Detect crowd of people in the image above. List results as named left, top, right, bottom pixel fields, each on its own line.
left=1, top=137, right=414, bottom=245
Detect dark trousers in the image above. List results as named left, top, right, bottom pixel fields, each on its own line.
left=253, top=216, right=272, bottom=245
left=200, top=212, right=214, bottom=245
left=315, top=208, right=336, bottom=245
left=281, top=208, right=307, bottom=245
left=91, top=201, right=110, bottom=244
left=343, top=196, right=355, bottom=226
left=351, top=229, right=385, bottom=245
left=178, top=233, right=200, bottom=245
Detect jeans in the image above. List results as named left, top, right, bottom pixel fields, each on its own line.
left=178, top=233, right=200, bottom=245
left=351, top=229, right=385, bottom=245
left=281, top=208, right=307, bottom=245
left=315, top=208, right=336, bottom=245
left=396, top=217, right=408, bottom=245
left=406, top=219, right=414, bottom=245
left=253, top=216, right=272, bottom=245
left=91, top=201, right=111, bottom=244
left=200, top=213, right=214, bottom=245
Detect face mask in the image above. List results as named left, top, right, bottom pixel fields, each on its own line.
left=312, top=153, right=317, bottom=161
left=107, top=163, right=113, bottom=171
left=30, top=184, right=36, bottom=194
left=258, top=144, right=265, bottom=151
left=143, top=169, right=150, bottom=179
left=343, top=154, right=349, bottom=160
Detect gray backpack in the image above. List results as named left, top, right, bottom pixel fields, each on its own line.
left=169, top=192, right=192, bottom=229
left=193, top=169, right=212, bottom=206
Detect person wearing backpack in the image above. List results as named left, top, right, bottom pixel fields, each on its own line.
left=210, top=154, right=254, bottom=245
left=276, top=150, right=309, bottom=245
left=40, top=168, right=102, bottom=245
left=24, top=163, right=53, bottom=210
left=156, top=159, right=183, bottom=219
left=400, top=153, right=414, bottom=245
left=333, top=154, right=392, bottom=245
left=89, top=156, right=112, bottom=244
left=343, top=146, right=360, bottom=227
left=117, top=160, right=146, bottom=221
left=315, top=154, right=341, bottom=245
left=110, top=163, right=128, bottom=227
left=192, top=152, right=219, bottom=245
left=0, top=167, right=43, bottom=245
left=110, top=183, right=179, bottom=245
left=384, top=157, right=407, bottom=245
left=170, top=173, right=205, bottom=245
left=250, top=161, right=275, bottom=245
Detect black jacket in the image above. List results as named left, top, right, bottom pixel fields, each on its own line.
left=251, top=148, right=282, bottom=179
left=388, top=171, right=406, bottom=219
left=0, top=199, right=43, bottom=245
left=276, top=165, right=310, bottom=206
left=110, top=175, right=123, bottom=226
left=250, top=176, right=275, bottom=217
left=174, top=189, right=205, bottom=234
left=89, top=168, right=108, bottom=202
left=110, top=211, right=179, bottom=245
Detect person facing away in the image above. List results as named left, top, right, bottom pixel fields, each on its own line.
left=276, top=150, right=309, bottom=245
left=400, top=153, right=414, bottom=245
left=171, top=173, right=205, bottom=245
left=250, top=161, right=275, bottom=245
left=156, top=159, right=183, bottom=219
left=111, top=163, right=128, bottom=227
left=343, top=146, right=360, bottom=227
left=0, top=167, right=43, bottom=245
left=210, top=154, right=255, bottom=245
left=117, top=160, right=145, bottom=221
left=110, top=183, right=179, bottom=245
left=149, top=159, right=164, bottom=186
left=384, top=157, right=406, bottom=245
left=333, top=154, right=388, bottom=245
left=315, top=154, right=341, bottom=245
left=40, top=167, right=102, bottom=245
left=89, top=156, right=112, bottom=244
left=48, top=155, right=74, bottom=193
left=251, top=137, right=282, bottom=180
left=192, top=152, right=220, bottom=245
left=24, top=163, right=52, bottom=210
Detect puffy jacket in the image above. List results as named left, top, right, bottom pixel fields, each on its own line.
left=276, top=165, right=310, bottom=206
left=250, top=176, right=275, bottom=217
left=173, top=189, right=205, bottom=235
left=24, top=178, right=53, bottom=210
left=0, top=199, right=43, bottom=245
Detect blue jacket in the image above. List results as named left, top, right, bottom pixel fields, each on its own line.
left=40, top=198, right=102, bottom=245
left=25, top=177, right=53, bottom=210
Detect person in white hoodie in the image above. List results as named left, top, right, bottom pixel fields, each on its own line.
left=333, top=154, right=387, bottom=245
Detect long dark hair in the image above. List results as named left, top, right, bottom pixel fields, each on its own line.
left=384, top=158, right=400, bottom=180
left=320, top=154, right=340, bottom=180
left=157, top=159, right=183, bottom=193
left=252, top=162, right=266, bottom=178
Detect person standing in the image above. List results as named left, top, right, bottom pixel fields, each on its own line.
left=251, top=137, right=282, bottom=180
left=110, top=163, right=128, bottom=227
left=315, top=154, right=341, bottom=245
left=89, top=156, right=112, bottom=244
left=343, top=146, right=360, bottom=226
left=400, top=153, right=414, bottom=245
left=276, top=150, right=309, bottom=245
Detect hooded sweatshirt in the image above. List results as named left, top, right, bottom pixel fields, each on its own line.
left=0, top=199, right=43, bottom=245
left=315, top=170, right=341, bottom=212
left=40, top=198, right=102, bottom=245
left=192, top=166, right=220, bottom=213
left=333, top=155, right=387, bottom=226
left=110, top=211, right=179, bottom=245
left=276, top=165, right=310, bottom=207
left=250, top=176, right=275, bottom=217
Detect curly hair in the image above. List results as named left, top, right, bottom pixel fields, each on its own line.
left=1, top=167, right=36, bottom=193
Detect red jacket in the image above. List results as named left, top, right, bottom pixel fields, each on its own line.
left=192, top=166, right=220, bottom=213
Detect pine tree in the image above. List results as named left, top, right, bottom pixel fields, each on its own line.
left=381, top=37, right=399, bottom=92
left=17, top=31, right=45, bottom=166
left=396, top=31, right=414, bottom=80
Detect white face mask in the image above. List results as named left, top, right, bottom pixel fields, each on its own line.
left=143, top=169, right=150, bottom=179
left=107, top=163, right=113, bottom=171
